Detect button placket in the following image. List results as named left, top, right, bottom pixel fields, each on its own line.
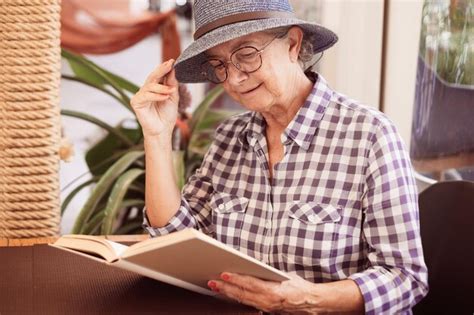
left=265, top=220, right=271, bottom=230
left=252, top=137, right=272, bottom=185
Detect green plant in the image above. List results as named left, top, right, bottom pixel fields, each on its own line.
left=419, top=0, right=473, bottom=85
left=61, top=49, right=238, bottom=235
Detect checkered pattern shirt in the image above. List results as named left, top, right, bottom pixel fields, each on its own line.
left=143, top=74, right=428, bottom=314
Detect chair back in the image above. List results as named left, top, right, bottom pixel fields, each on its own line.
left=413, top=180, right=474, bottom=314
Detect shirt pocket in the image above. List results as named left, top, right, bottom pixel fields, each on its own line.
left=283, top=201, right=342, bottom=268
left=210, top=191, right=249, bottom=249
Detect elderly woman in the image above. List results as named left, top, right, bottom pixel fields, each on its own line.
left=131, top=0, right=428, bottom=314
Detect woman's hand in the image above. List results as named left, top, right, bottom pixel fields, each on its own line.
left=208, top=272, right=323, bottom=314
left=130, top=59, right=180, bottom=138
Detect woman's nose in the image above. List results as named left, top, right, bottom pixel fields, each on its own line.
left=226, top=62, right=248, bottom=85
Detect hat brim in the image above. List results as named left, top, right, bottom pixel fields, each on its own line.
left=174, top=18, right=338, bottom=83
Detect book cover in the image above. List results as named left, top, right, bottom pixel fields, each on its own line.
left=50, top=228, right=290, bottom=296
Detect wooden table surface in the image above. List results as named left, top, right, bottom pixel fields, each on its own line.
left=0, top=234, right=150, bottom=247
left=0, top=241, right=260, bottom=315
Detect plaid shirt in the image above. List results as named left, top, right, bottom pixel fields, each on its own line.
left=143, top=74, right=428, bottom=314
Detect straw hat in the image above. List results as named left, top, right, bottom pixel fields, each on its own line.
left=174, top=0, right=338, bottom=83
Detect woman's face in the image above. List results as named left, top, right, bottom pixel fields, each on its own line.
left=205, top=27, right=303, bottom=113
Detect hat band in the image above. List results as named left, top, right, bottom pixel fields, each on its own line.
left=194, top=11, right=295, bottom=40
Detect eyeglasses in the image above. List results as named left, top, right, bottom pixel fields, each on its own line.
left=200, top=34, right=283, bottom=84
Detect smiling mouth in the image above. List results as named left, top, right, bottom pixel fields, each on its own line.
left=241, top=84, right=262, bottom=94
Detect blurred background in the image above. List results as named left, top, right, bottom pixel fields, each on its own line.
left=58, top=0, right=473, bottom=234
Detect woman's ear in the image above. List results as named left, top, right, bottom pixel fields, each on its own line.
left=287, top=26, right=304, bottom=63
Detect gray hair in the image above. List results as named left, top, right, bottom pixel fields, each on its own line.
left=263, top=26, right=317, bottom=71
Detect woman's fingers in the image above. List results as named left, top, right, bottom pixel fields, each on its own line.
left=144, top=83, right=176, bottom=95
left=143, top=91, right=170, bottom=101
left=164, top=65, right=178, bottom=87
left=131, top=92, right=170, bottom=108
left=220, top=273, right=273, bottom=293
left=165, top=67, right=180, bottom=103
left=144, top=59, right=175, bottom=85
left=140, top=91, right=170, bottom=102
left=129, top=60, right=180, bottom=137
left=210, top=280, right=272, bottom=312
left=131, top=83, right=175, bottom=107
left=134, top=60, right=179, bottom=108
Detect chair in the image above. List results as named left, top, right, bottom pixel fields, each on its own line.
left=413, top=180, right=474, bottom=314
left=414, top=171, right=437, bottom=193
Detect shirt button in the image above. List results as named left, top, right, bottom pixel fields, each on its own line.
left=218, top=204, right=225, bottom=211
left=265, top=220, right=271, bottom=229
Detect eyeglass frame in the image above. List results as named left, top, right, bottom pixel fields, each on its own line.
left=200, top=32, right=287, bottom=84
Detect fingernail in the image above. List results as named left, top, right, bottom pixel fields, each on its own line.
left=221, top=273, right=230, bottom=281
left=207, top=281, right=216, bottom=288
left=212, top=287, right=220, bottom=292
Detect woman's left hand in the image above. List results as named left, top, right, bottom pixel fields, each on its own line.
left=207, top=272, right=320, bottom=314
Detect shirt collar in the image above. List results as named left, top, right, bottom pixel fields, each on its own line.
left=238, top=73, right=333, bottom=150
left=238, top=110, right=266, bottom=147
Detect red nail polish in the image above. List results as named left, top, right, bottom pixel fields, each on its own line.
left=212, top=287, right=220, bottom=292
left=221, top=273, right=230, bottom=281
left=208, top=281, right=216, bottom=288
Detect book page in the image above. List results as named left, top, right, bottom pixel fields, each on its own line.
left=105, top=240, right=128, bottom=257
left=53, top=235, right=123, bottom=262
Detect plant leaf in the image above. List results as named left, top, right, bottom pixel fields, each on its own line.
left=188, top=85, right=224, bottom=134
left=187, top=126, right=221, bottom=159
left=85, top=126, right=142, bottom=176
left=99, top=68, right=140, bottom=93
left=61, top=49, right=133, bottom=112
left=71, top=50, right=139, bottom=93
left=61, top=177, right=98, bottom=215
left=62, top=50, right=107, bottom=88
left=62, top=75, right=126, bottom=106
left=101, top=168, right=145, bottom=235
left=194, top=109, right=239, bottom=132
left=120, top=199, right=145, bottom=209
left=72, top=150, right=144, bottom=234
left=61, top=109, right=135, bottom=147
left=85, top=198, right=145, bottom=234
left=114, top=219, right=145, bottom=235
left=128, top=184, right=145, bottom=194
left=81, top=210, right=105, bottom=235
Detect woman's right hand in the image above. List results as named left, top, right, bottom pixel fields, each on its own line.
left=130, top=59, right=180, bottom=139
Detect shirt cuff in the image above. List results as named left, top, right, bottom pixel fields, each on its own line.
left=141, top=199, right=196, bottom=237
left=348, top=268, right=406, bottom=315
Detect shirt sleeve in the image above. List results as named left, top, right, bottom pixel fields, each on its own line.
left=348, top=121, right=429, bottom=314
left=142, top=132, right=220, bottom=238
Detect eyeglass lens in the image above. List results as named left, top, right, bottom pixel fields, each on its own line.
left=201, top=46, right=263, bottom=83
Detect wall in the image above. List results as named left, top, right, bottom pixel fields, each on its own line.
left=317, top=0, right=424, bottom=147
left=318, top=0, right=385, bottom=109
left=381, top=0, right=423, bottom=148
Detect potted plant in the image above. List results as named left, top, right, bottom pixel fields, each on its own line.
left=411, top=0, right=473, bottom=168
left=60, top=49, right=239, bottom=235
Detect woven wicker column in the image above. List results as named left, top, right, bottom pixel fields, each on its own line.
left=0, top=0, right=61, bottom=238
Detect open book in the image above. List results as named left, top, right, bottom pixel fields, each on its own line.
left=50, top=228, right=290, bottom=296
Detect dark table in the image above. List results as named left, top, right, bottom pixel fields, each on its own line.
left=0, top=244, right=260, bottom=315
